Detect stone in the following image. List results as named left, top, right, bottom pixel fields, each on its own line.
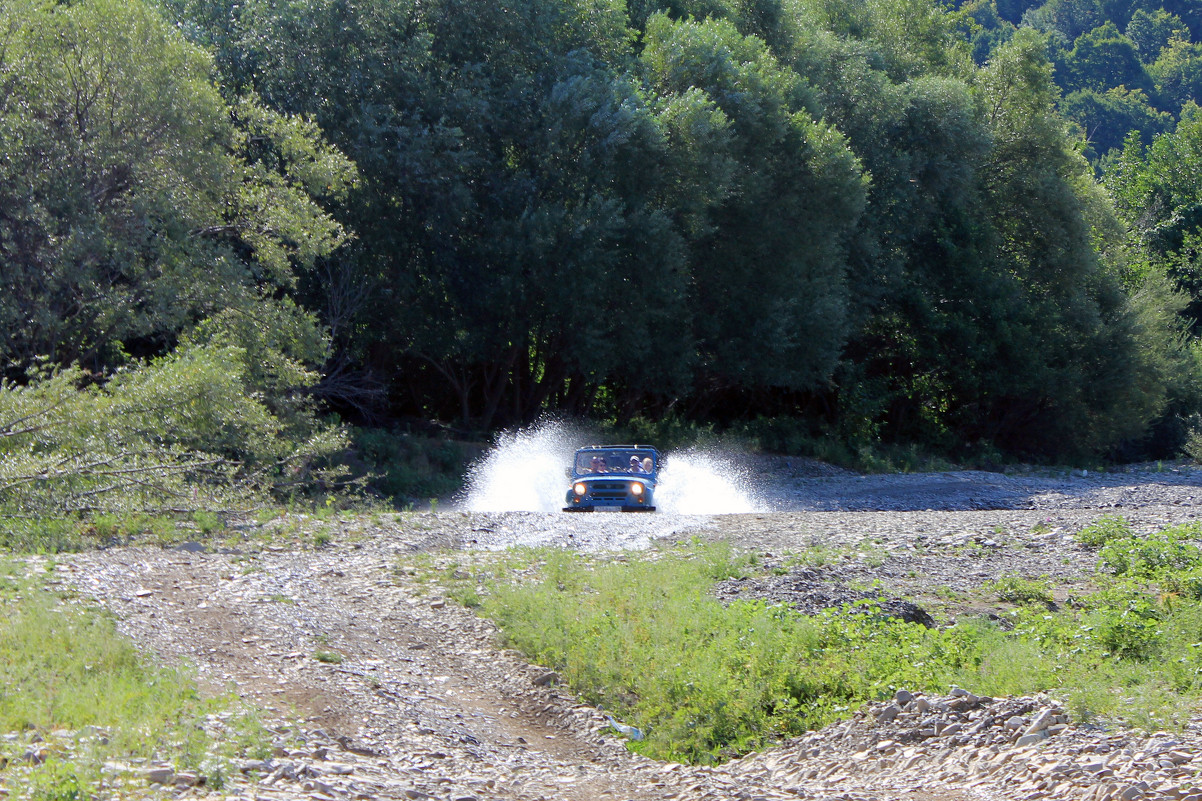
left=532, top=671, right=559, bottom=687
left=876, top=705, right=901, bottom=723
left=310, top=779, right=338, bottom=795
left=895, top=690, right=914, bottom=705
left=1023, top=708, right=1056, bottom=736
left=22, top=747, right=47, bottom=764
left=1016, top=732, right=1049, bottom=747
left=145, top=766, right=175, bottom=785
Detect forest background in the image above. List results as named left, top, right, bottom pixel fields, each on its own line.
left=5, top=0, right=1202, bottom=514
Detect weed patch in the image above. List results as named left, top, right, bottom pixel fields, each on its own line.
left=478, top=544, right=982, bottom=763
left=0, top=560, right=266, bottom=796
left=464, top=534, right=1202, bottom=764
left=1077, top=515, right=1133, bottom=546
left=986, top=574, right=1053, bottom=606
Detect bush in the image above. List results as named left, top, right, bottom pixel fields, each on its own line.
left=1084, top=584, right=1165, bottom=659
left=1098, top=523, right=1202, bottom=578
left=987, top=574, right=1053, bottom=605
left=0, top=342, right=349, bottom=533
left=1077, top=515, right=1133, bottom=546
left=351, top=428, right=476, bottom=504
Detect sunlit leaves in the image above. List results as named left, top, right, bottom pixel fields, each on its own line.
left=0, top=343, right=348, bottom=514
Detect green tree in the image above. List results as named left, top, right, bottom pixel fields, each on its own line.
left=1109, top=107, right=1202, bottom=328
left=641, top=14, right=866, bottom=399
left=1062, top=22, right=1153, bottom=94
left=0, top=0, right=355, bottom=376
left=1062, top=86, right=1170, bottom=156
left=195, top=0, right=700, bottom=427
left=961, top=0, right=1017, bottom=64
left=1126, top=8, right=1190, bottom=61
left=1021, top=0, right=1104, bottom=44
left=966, top=29, right=1168, bottom=454
left=1149, top=37, right=1202, bottom=110
left=996, top=0, right=1043, bottom=25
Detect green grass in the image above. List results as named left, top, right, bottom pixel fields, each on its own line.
left=0, top=560, right=267, bottom=797
left=456, top=535, right=1202, bottom=764
left=476, top=544, right=987, bottom=763
left=985, top=574, right=1053, bottom=605
left=0, top=511, right=187, bottom=554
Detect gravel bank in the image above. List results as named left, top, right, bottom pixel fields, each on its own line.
left=41, top=463, right=1202, bottom=801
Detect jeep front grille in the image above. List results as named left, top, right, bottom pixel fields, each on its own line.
left=589, top=481, right=630, bottom=500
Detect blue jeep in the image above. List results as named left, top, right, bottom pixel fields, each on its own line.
left=563, top=445, right=659, bottom=512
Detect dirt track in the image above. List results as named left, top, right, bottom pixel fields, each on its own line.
left=52, top=464, right=1202, bottom=801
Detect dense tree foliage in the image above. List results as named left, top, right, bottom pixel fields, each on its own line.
left=963, top=0, right=1201, bottom=161
left=4, top=0, right=1202, bottom=465
left=0, top=0, right=354, bottom=380
left=1109, top=106, right=1202, bottom=329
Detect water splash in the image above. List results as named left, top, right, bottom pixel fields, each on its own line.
left=461, top=420, right=583, bottom=513
left=461, top=421, right=768, bottom=515
left=655, top=448, right=768, bottom=514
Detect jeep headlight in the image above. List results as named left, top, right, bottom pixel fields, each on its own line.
left=574, top=482, right=587, bottom=496
left=630, top=482, right=643, bottom=496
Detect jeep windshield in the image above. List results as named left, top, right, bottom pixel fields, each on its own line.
left=573, top=449, right=657, bottom=476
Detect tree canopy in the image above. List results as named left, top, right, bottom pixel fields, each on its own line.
left=3, top=0, right=1202, bottom=466
left=0, top=0, right=354, bottom=373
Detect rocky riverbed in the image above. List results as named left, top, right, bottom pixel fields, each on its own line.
left=42, top=463, right=1202, bottom=800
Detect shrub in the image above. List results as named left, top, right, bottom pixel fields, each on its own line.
left=1077, top=515, right=1133, bottom=546
left=0, top=343, right=350, bottom=543
left=1098, top=524, right=1202, bottom=578
left=1084, top=584, right=1165, bottom=659
left=987, top=574, right=1054, bottom=605
left=192, top=511, right=224, bottom=536
left=351, top=428, right=474, bottom=504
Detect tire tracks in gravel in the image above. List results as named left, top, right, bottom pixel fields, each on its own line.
left=59, top=533, right=976, bottom=801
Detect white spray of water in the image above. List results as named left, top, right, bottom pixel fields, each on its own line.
left=655, top=448, right=768, bottom=514
left=460, top=421, right=769, bottom=515
left=461, top=420, right=583, bottom=513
